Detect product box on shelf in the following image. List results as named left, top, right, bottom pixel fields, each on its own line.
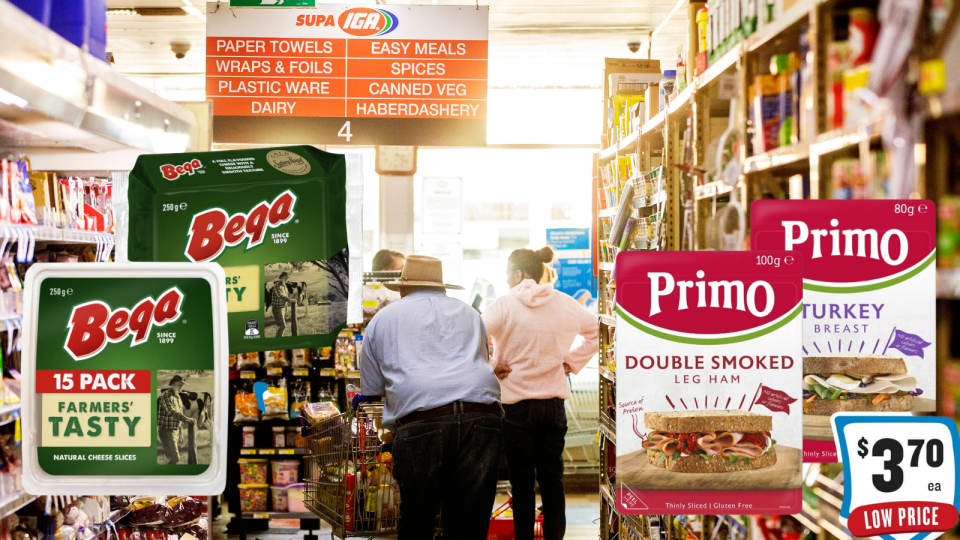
left=20, top=262, right=229, bottom=495
left=751, top=200, right=936, bottom=463
left=614, top=251, right=803, bottom=515
left=118, top=146, right=363, bottom=354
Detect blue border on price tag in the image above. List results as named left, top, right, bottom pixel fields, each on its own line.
left=834, top=415, right=960, bottom=540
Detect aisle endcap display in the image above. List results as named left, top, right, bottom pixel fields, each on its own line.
left=0, top=0, right=199, bottom=155
left=21, top=262, right=229, bottom=495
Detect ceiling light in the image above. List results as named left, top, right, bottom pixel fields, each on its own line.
left=181, top=0, right=206, bottom=22
left=106, top=9, right=137, bottom=16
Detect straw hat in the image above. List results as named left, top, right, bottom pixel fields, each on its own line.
left=384, top=255, right=464, bottom=291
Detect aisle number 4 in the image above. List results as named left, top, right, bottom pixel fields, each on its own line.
left=338, top=122, right=353, bottom=142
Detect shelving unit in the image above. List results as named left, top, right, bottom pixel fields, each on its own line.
left=593, top=0, right=953, bottom=538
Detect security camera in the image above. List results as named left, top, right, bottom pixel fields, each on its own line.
left=170, top=40, right=191, bottom=60
left=628, top=41, right=642, bottom=54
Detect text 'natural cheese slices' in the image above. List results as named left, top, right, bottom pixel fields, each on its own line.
left=614, top=251, right=803, bottom=515
left=116, top=146, right=363, bottom=353
left=750, top=200, right=935, bottom=463
left=21, top=263, right=229, bottom=495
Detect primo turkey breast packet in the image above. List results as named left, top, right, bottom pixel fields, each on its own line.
left=615, top=251, right=802, bottom=515
left=751, top=200, right=935, bottom=463
left=117, top=146, right=363, bottom=353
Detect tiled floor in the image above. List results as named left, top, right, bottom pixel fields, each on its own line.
left=216, top=489, right=601, bottom=539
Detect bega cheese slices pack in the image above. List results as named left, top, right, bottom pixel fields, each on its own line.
left=21, top=263, right=229, bottom=495
left=116, top=146, right=363, bottom=353
left=614, top=251, right=802, bottom=515
left=751, top=200, right=935, bottom=463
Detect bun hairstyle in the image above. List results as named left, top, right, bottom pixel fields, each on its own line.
left=508, top=246, right=555, bottom=283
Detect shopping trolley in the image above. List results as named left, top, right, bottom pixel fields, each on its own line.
left=303, top=402, right=400, bottom=538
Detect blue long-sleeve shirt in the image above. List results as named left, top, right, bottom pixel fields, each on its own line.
left=359, top=289, right=501, bottom=430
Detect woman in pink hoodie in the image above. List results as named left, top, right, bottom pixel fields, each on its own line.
left=481, top=247, right=599, bottom=540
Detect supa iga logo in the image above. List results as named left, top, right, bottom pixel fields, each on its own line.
left=160, top=159, right=202, bottom=181
left=65, top=287, right=184, bottom=361
left=185, top=189, right=297, bottom=263
left=337, top=7, right=398, bottom=37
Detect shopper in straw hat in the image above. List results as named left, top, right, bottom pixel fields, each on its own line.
left=359, top=255, right=503, bottom=540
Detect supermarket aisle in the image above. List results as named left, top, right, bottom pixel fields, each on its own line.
left=216, top=490, right=600, bottom=539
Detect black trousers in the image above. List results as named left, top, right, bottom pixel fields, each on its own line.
left=392, top=411, right=503, bottom=540
left=503, top=398, right=568, bottom=540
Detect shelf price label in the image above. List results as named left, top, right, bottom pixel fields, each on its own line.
left=833, top=414, right=960, bottom=540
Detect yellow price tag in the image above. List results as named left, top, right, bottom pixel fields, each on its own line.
left=320, top=369, right=336, bottom=377
left=280, top=449, right=294, bottom=455
left=252, top=513, right=269, bottom=520
left=241, top=371, right=256, bottom=379
left=292, top=369, right=309, bottom=377
left=267, top=368, right=283, bottom=376
left=259, top=449, right=276, bottom=455
left=240, top=449, right=255, bottom=455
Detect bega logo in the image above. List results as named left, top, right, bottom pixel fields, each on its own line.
left=337, top=8, right=398, bottom=37
left=65, top=287, right=184, bottom=361
left=160, top=159, right=202, bottom=181
left=185, top=190, right=297, bottom=263
left=750, top=200, right=936, bottom=286
left=615, top=252, right=801, bottom=343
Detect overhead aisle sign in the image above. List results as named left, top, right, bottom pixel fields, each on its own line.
left=206, top=4, right=488, bottom=145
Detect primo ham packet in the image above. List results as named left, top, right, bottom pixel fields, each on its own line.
left=751, top=200, right=935, bottom=463
left=116, top=146, right=363, bottom=353
left=614, top=251, right=802, bottom=515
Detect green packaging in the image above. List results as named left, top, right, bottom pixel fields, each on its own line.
left=118, top=146, right=362, bottom=353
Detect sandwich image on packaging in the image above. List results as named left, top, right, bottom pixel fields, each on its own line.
left=802, top=355, right=920, bottom=414
left=643, top=410, right=776, bottom=473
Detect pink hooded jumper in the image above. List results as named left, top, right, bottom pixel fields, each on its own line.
left=482, top=279, right=599, bottom=404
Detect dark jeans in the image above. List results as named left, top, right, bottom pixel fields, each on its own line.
left=393, top=411, right=503, bottom=540
left=503, top=398, right=568, bottom=540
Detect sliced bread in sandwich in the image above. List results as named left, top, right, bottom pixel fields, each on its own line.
left=644, top=410, right=772, bottom=434
left=803, top=355, right=908, bottom=376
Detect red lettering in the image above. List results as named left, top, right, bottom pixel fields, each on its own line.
left=105, top=308, right=130, bottom=341
left=129, top=298, right=156, bottom=345
left=63, top=288, right=184, bottom=360
left=184, top=189, right=298, bottom=262
left=185, top=209, right=228, bottom=263
left=296, top=14, right=305, bottom=26
left=160, top=165, right=177, bottom=180
left=224, top=214, right=246, bottom=244
left=65, top=302, right=110, bottom=361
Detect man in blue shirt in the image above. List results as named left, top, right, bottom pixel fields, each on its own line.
left=360, top=255, right=502, bottom=540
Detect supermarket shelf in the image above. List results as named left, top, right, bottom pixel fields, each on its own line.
left=0, top=225, right=113, bottom=245
left=747, top=0, right=812, bottom=52
left=599, top=314, right=616, bottom=327
left=598, top=262, right=615, bottom=272
left=667, top=83, right=695, bottom=115
left=598, top=207, right=617, bottom=218
left=599, top=144, right=618, bottom=161
left=695, top=180, right=738, bottom=200
left=811, top=117, right=884, bottom=156
left=0, top=401, right=20, bottom=427
left=242, top=512, right=319, bottom=520
left=600, top=412, right=616, bottom=445
left=937, top=268, right=960, bottom=299
left=744, top=143, right=810, bottom=174
left=0, top=0, right=198, bottom=154
left=641, top=109, right=667, bottom=136
left=599, top=365, right=616, bottom=383
left=0, top=492, right=36, bottom=520
left=699, top=43, right=742, bottom=88
left=239, top=447, right=308, bottom=456
left=600, top=481, right=616, bottom=510
left=618, top=129, right=639, bottom=151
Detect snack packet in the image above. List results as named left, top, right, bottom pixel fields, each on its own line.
left=290, top=379, right=311, bottom=419
left=291, top=348, right=312, bottom=369
left=234, top=380, right=260, bottom=423
left=236, top=352, right=260, bottom=371
left=118, top=146, right=363, bottom=353
left=264, top=350, right=289, bottom=368
left=262, top=375, right=290, bottom=420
